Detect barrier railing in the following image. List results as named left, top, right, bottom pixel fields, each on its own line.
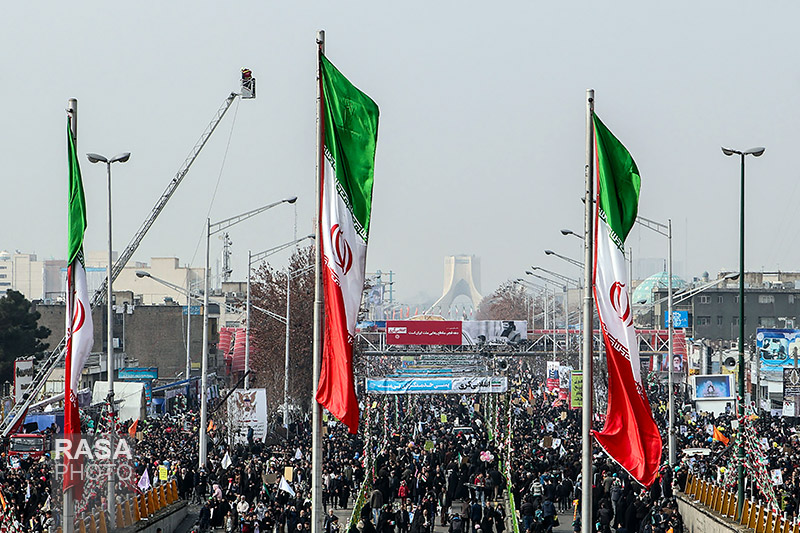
left=683, top=473, right=799, bottom=533
left=56, top=479, right=181, bottom=533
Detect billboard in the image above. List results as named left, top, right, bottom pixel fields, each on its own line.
left=757, top=329, right=800, bottom=375
left=365, top=376, right=507, bottom=394
left=693, top=374, right=734, bottom=400
left=784, top=367, right=800, bottom=397
left=227, top=388, right=268, bottom=445
left=14, top=358, right=35, bottom=403
left=462, top=321, right=527, bottom=345
left=558, top=365, right=572, bottom=400
left=659, top=352, right=686, bottom=373
left=386, top=320, right=462, bottom=345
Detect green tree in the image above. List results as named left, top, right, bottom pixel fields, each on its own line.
left=0, top=290, right=51, bottom=383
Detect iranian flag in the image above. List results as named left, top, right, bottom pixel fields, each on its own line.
left=592, top=113, right=662, bottom=487
left=315, top=52, right=379, bottom=434
left=64, top=117, right=94, bottom=497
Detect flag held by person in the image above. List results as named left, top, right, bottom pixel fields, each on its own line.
left=712, top=426, right=730, bottom=446
left=315, top=52, right=379, bottom=434
left=279, top=476, right=296, bottom=498
left=137, top=468, right=151, bottom=492
left=591, top=113, right=662, bottom=487
left=64, top=116, right=94, bottom=499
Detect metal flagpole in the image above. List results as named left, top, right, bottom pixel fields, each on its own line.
left=199, top=218, right=210, bottom=468
left=311, top=28, right=326, bottom=533
left=284, top=270, right=291, bottom=439
left=64, top=97, right=77, bottom=533
left=667, top=219, right=675, bottom=465
left=581, top=89, right=595, bottom=533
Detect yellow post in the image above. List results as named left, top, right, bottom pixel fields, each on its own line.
left=698, top=482, right=707, bottom=505
left=749, top=504, right=761, bottom=530
left=685, top=473, right=694, bottom=493
left=720, top=492, right=729, bottom=514
left=171, top=479, right=179, bottom=502
left=88, top=514, right=97, bottom=533
left=755, top=506, right=766, bottom=533
left=158, top=484, right=166, bottom=509
left=78, top=517, right=87, bottom=533
left=764, top=511, right=774, bottom=533
left=98, top=509, right=108, bottom=533
left=115, top=502, right=124, bottom=529
left=727, top=494, right=737, bottom=518
left=689, top=477, right=697, bottom=498
left=133, top=494, right=143, bottom=521
left=774, top=515, right=785, bottom=533
left=740, top=499, right=751, bottom=525
left=146, top=489, right=154, bottom=516
left=124, top=497, right=134, bottom=526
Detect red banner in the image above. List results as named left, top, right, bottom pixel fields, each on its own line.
left=386, top=321, right=462, bottom=345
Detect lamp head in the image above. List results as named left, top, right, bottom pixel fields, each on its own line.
left=560, top=229, right=573, bottom=236
left=135, top=271, right=150, bottom=279
left=285, top=196, right=298, bottom=204
left=86, top=153, right=108, bottom=164
left=525, top=270, right=534, bottom=275
left=745, top=147, right=765, bottom=157
left=544, top=250, right=554, bottom=256
left=110, top=152, right=131, bottom=163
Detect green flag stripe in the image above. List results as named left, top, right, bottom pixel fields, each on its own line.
left=320, top=53, right=379, bottom=241
left=67, top=120, right=88, bottom=265
left=594, top=113, right=640, bottom=247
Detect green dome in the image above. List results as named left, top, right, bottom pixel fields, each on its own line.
left=632, top=271, right=687, bottom=306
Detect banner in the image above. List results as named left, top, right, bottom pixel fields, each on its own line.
left=386, top=320, right=462, bottom=345
left=462, top=320, right=527, bottom=344
left=664, top=310, right=689, bottom=328
left=546, top=361, right=560, bottom=391
left=226, top=389, right=268, bottom=445
left=570, top=371, right=583, bottom=409
left=365, top=376, right=507, bottom=394
left=14, top=358, right=34, bottom=403
left=785, top=367, right=800, bottom=397
left=558, top=365, right=572, bottom=401
left=118, top=367, right=159, bottom=380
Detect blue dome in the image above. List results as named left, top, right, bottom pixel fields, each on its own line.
left=632, top=271, right=687, bottom=306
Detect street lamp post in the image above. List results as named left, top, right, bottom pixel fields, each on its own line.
left=722, top=145, right=765, bottom=519
left=86, top=151, right=130, bottom=515
left=199, top=197, right=297, bottom=468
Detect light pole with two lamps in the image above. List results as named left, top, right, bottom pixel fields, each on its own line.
left=199, top=197, right=297, bottom=468
left=86, top=151, right=130, bottom=514
left=722, top=145, right=765, bottom=519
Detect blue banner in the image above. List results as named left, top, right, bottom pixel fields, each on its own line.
left=664, top=310, right=689, bottom=328
left=118, top=367, right=159, bottom=380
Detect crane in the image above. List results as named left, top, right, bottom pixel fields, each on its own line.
left=1, top=71, right=256, bottom=436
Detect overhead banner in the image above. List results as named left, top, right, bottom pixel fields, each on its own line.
left=365, top=376, right=507, bottom=394
left=386, top=320, right=462, bottom=345
left=462, top=320, right=527, bottom=344
left=226, top=388, right=268, bottom=445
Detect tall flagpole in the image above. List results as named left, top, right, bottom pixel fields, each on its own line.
left=311, top=28, right=326, bottom=533
left=581, top=89, right=595, bottom=533
left=64, top=97, right=77, bottom=533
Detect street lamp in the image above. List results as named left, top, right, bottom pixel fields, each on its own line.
left=544, top=250, right=584, bottom=269
left=246, top=235, right=314, bottom=390
left=527, top=267, right=579, bottom=288
left=560, top=228, right=584, bottom=241
left=199, top=196, right=297, bottom=468
left=135, top=270, right=201, bottom=396
left=722, top=145, right=764, bottom=519
left=86, top=151, right=130, bottom=514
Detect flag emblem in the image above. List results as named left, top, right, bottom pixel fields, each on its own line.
left=331, top=224, right=353, bottom=275
left=609, top=281, right=632, bottom=327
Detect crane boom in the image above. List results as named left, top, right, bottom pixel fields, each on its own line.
left=2, top=89, right=245, bottom=437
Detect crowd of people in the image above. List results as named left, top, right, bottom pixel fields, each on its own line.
left=12, top=355, right=791, bottom=533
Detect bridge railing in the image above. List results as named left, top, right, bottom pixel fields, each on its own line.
left=684, top=473, right=798, bottom=533
left=57, top=479, right=180, bottom=533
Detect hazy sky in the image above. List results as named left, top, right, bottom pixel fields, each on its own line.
left=3, top=2, right=797, bottom=305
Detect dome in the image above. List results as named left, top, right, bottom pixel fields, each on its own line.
left=632, top=271, right=688, bottom=307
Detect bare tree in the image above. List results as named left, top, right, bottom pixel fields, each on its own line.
left=475, top=280, right=559, bottom=327
left=249, top=246, right=315, bottom=417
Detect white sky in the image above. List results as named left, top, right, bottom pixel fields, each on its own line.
left=2, top=1, right=797, bottom=305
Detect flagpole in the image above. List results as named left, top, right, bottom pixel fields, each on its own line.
left=580, top=89, right=594, bottom=533
left=63, top=97, right=77, bottom=533
left=311, top=28, right=325, bottom=533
